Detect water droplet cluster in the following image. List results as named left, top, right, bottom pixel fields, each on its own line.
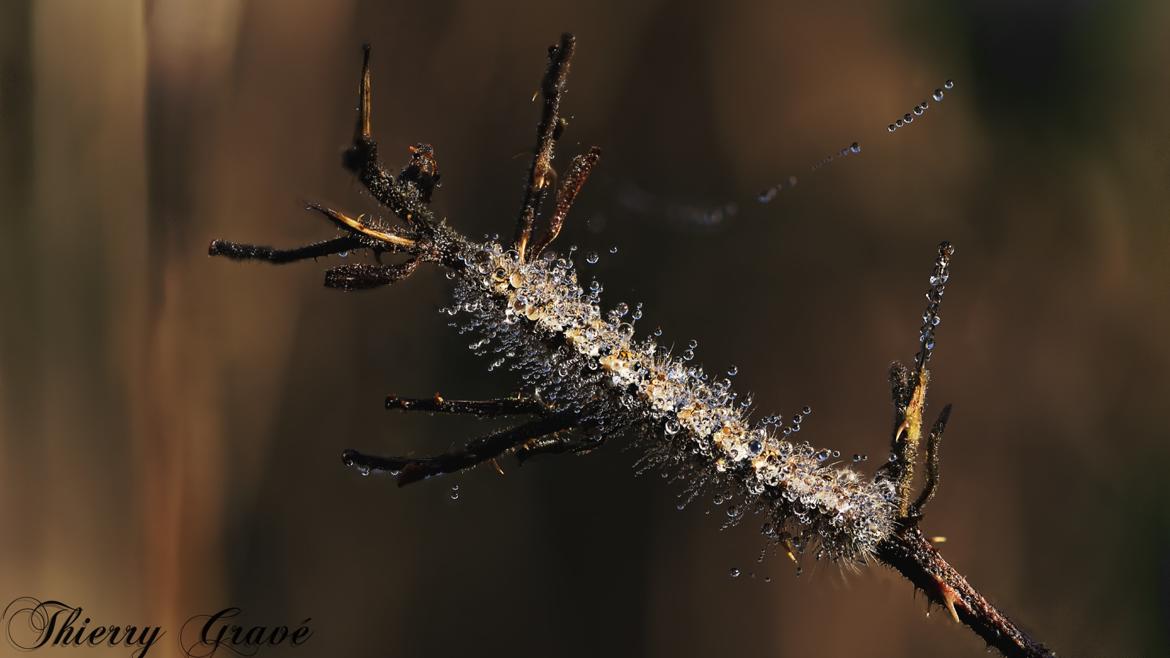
left=811, top=142, right=862, bottom=172
left=437, top=240, right=898, bottom=561
left=757, top=175, right=799, bottom=204
left=915, top=241, right=954, bottom=370
left=887, top=79, right=955, bottom=134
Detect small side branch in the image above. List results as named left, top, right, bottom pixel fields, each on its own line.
left=887, top=240, right=956, bottom=516
left=514, top=434, right=603, bottom=463
left=342, top=412, right=578, bottom=486
left=530, top=146, right=601, bottom=259
left=208, top=236, right=363, bottom=264
left=384, top=394, right=548, bottom=417
left=341, top=44, right=437, bottom=228
left=915, top=241, right=954, bottom=371
left=910, top=404, right=951, bottom=517
left=513, top=33, right=576, bottom=261
left=324, top=259, right=420, bottom=291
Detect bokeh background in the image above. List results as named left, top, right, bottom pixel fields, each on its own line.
left=2, top=1, right=1169, bottom=656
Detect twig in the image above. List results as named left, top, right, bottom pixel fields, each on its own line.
left=324, top=259, right=420, bottom=291
left=530, top=146, right=601, bottom=259
left=342, top=412, right=577, bottom=486
left=208, top=37, right=1056, bottom=657
left=878, top=243, right=1051, bottom=656
left=513, top=33, right=576, bottom=262
left=384, top=394, right=548, bottom=417
left=910, top=403, right=951, bottom=517
left=208, top=236, right=363, bottom=263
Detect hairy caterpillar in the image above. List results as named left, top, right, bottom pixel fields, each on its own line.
left=362, top=238, right=900, bottom=562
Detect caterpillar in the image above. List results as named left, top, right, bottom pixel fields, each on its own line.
left=427, top=237, right=896, bottom=561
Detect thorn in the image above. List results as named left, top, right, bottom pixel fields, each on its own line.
left=531, top=89, right=539, bottom=102
left=937, top=577, right=961, bottom=623
left=433, top=392, right=444, bottom=404
left=306, top=203, right=416, bottom=248
left=930, top=536, right=948, bottom=544
left=780, top=536, right=799, bottom=567
left=894, top=418, right=909, bottom=443
left=491, top=458, right=506, bottom=476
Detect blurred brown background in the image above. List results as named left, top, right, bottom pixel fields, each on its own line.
left=2, top=0, right=1169, bottom=656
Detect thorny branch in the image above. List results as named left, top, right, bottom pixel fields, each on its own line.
left=874, top=243, right=1052, bottom=656
left=208, top=35, right=1055, bottom=658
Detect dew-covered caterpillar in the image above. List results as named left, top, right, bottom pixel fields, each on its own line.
left=209, top=34, right=1053, bottom=658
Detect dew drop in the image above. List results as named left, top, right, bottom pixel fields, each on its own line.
left=887, top=124, right=897, bottom=133
left=932, top=89, right=944, bottom=102
left=850, top=142, right=861, bottom=154
left=450, top=485, right=460, bottom=500
left=609, top=246, right=619, bottom=254
left=729, top=567, right=741, bottom=578
left=944, top=79, right=954, bottom=90
left=338, top=250, right=349, bottom=258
